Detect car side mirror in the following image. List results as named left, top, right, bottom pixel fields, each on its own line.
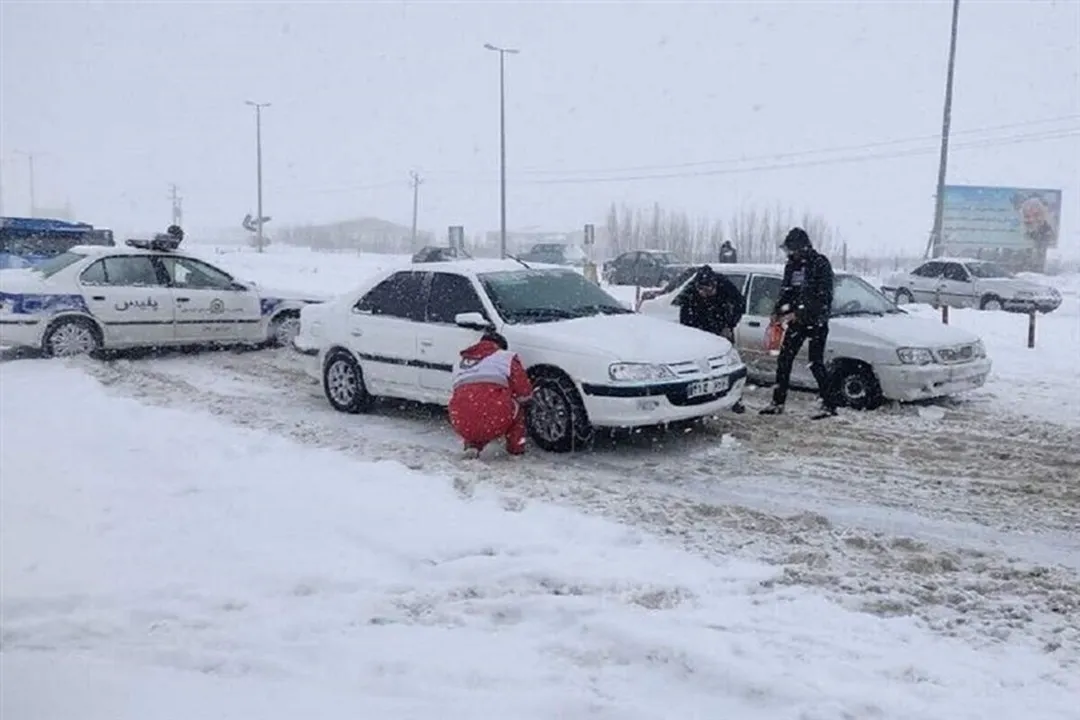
left=454, top=312, right=493, bottom=330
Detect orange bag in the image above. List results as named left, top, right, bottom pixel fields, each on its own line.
left=765, top=320, right=786, bottom=355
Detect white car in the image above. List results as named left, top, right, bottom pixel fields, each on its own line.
left=0, top=238, right=323, bottom=356
left=882, top=257, right=1062, bottom=313
left=638, top=263, right=992, bottom=409
left=293, top=260, right=747, bottom=453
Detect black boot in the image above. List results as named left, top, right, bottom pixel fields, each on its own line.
left=811, top=404, right=838, bottom=420
left=759, top=403, right=784, bottom=415
left=732, top=401, right=746, bottom=414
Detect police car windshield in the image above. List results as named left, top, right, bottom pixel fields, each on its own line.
left=34, top=251, right=86, bottom=278
left=480, top=268, right=631, bottom=324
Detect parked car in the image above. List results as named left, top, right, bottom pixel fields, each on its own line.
left=517, top=243, right=587, bottom=266
left=603, top=249, right=694, bottom=287
left=412, top=246, right=463, bottom=264
left=882, top=258, right=1061, bottom=313
left=0, top=237, right=323, bottom=357
left=293, top=260, right=747, bottom=452
left=638, top=263, right=991, bottom=409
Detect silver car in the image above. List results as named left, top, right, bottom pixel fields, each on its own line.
left=882, top=258, right=1061, bottom=313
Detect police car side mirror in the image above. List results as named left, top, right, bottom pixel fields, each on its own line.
left=454, top=312, right=492, bottom=330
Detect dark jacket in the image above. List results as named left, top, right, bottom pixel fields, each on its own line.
left=679, top=266, right=745, bottom=336
left=774, top=249, right=834, bottom=326
left=718, top=243, right=737, bottom=264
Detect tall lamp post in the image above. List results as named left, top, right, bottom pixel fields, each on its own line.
left=484, top=43, right=519, bottom=259
left=245, top=100, right=271, bottom=252
left=13, top=150, right=39, bottom=216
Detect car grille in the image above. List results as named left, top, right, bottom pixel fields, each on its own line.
left=666, top=355, right=731, bottom=377
left=935, top=344, right=977, bottom=364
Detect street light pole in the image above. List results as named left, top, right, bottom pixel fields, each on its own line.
left=484, top=43, right=519, bottom=259
left=245, top=101, right=271, bottom=252
left=926, top=0, right=961, bottom=260
left=13, top=150, right=37, bottom=216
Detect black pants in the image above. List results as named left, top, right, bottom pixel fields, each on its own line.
left=772, top=322, right=833, bottom=407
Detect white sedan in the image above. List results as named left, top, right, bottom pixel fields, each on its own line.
left=0, top=239, right=323, bottom=356
left=293, top=260, right=747, bottom=453
left=638, top=263, right=992, bottom=409
left=882, top=257, right=1061, bottom=313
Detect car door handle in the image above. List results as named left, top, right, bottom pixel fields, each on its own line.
left=419, top=339, right=434, bottom=347
left=91, top=295, right=105, bottom=301
left=748, top=321, right=762, bottom=327
left=350, top=329, right=363, bottom=337
left=175, top=297, right=190, bottom=303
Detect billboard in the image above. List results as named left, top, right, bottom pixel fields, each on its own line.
left=941, top=185, right=1062, bottom=253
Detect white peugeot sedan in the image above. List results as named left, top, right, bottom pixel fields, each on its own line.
left=0, top=237, right=322, bottom=356
left=882, top=257, right=1061, bottom=313
left=638, top=263, right=992, bottom=409
left=293, top=260, right=747, bottom=453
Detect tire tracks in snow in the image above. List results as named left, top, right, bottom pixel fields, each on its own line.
left=71, top=348, right=1080, bottom=667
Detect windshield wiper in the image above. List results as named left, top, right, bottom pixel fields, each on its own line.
left=832, top=309, right=885, bottom=317
left=509, top=307, right=578, bottom=321
left=568, top=303, right=633, bottom=316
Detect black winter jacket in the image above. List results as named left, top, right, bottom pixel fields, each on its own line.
left=679, top=266, right=745, bottom=336
left=774, top=249, right=834, bottom=326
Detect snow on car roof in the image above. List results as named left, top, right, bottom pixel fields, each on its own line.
left=67, top=243, right=196, bottom=257
left=411, top=258, right=572, bottom=275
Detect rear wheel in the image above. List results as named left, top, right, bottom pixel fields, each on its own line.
left=323, top=350, right=373, bottom=413
left=269, top=312, right=301, bottom=347
left=527, top=370, right=593, bottom=453
left=980, top=295, right=1003, bottom=311
left=894, top=288, right=914, bottom=305
left=43, top=318, right=101, bottom=358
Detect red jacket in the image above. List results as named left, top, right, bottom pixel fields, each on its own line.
left=451, top=339, right=532, bottom=401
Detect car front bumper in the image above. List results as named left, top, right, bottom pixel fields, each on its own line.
left=1002, top=297, right=1062, bottom=313
left=0, top=317, right=45, bottom=349
left=579, top=366, right=748, bottom=427
left=876, top=358, right=992, bottom=402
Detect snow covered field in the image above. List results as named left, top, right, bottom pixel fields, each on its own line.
left=3, top=244, right=1079, bottom=717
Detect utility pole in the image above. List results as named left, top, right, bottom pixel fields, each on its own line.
left=484, top=43, right=519, bottom=259
left=409, top=170, right=423, bottom=249
left=245, top=100, right=271, bottom=252
left=926, top=0, right=961, bottom=260
left=168, top=183, right=183, bottom=227
left=14, top=151, right=37, bottom=216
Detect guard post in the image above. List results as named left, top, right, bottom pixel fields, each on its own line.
left=582, top=223, right=599, bottom=284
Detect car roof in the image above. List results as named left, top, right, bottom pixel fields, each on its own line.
left=67, top=243, right=196, bottom=259
left=402, top=258, right=570, bottom=275
left=919, top=257, right=992, bottom=264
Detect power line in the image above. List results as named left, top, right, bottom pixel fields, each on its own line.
left=508, top=113, right=1080, bottom=177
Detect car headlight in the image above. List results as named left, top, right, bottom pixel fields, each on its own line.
left=608, top=362, right=676, bottom=382
left=974, top=339, right=986, bottom=358
left=897, top=347, right=934, bottom=365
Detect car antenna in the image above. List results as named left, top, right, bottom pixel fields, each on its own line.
left=505, top=253, right=531, bottom=269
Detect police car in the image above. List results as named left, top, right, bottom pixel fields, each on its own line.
left=0, top=234, right=324, bottom=356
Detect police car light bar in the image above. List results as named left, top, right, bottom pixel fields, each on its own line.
left=125, top=234, right=182, bottom=252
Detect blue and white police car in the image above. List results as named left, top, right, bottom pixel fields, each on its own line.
left=0, top=235, right=324, bottom=357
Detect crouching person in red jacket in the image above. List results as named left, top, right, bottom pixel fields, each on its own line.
left=448, top=330, right=533, bottom=459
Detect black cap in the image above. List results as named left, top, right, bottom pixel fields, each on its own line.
left=781, top=227, right=811, bottom=251
left=166, top=225, right=184, bottom=240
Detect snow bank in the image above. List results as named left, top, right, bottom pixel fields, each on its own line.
left=2, top=361, right=1077, bottom=719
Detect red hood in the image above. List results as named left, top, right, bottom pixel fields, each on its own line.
left=460, top=339, right=502, bottom=360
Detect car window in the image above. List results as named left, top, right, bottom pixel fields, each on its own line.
left=719, top=273, right=747, bottom=296
left=354, top=271, right=427, bottom=320
left=159, top=256, right=235, bottom=290
left=912, top=262, right=944, bottom=278
left=80, top=256, right=163, bottom=287
left=746, top=275, right=783, bottom=316
left=967, top=261, right=1012, bottom=279
left=942, top=263, right=969, bottom=282
left=35, top=252, right=86, bottom=278
left=426, top=272, right=487, bottom=324
left=831, top=275, right=900, bottom=316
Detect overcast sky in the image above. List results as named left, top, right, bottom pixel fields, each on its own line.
left=2, top=0, right=1077, bottom=256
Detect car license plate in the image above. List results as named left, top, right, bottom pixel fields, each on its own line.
left=687, top=376, right=727, bottom=399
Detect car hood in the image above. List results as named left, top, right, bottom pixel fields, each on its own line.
left=834, top=312, right=981, bottom=346
left=508, top=312, right=732, bottom=362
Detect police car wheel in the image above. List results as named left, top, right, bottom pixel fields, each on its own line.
left=44, top=318, right=101, bottom=358
left=323, top=350, right=372, bottom=413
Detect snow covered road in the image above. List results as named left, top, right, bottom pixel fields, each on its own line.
left=3, top=360, right=1079, bottom=720
left=43, top=343, right=1080, bottom=668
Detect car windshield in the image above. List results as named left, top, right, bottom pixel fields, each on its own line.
left=831, top=274, right=901, bottom=317
left=654, top=252, right=678, bottom=265
left=33, top=251, right=86, bottom=278
left=966, top=262, right=1013, bottom=279
left=479, top=268, right=633, bottom=324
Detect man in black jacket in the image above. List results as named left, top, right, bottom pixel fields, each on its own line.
left=679, top=265, right=746, bottom=413
left=760, top=228, right=837, bottom=419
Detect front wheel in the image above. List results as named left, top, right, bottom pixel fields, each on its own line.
left=323, top=351, right=373, bottom=413
left=832, top=363, right=883, bottom=411
left=527, top=371, right=593, bottom=453
left=269, top=312, right=301, bottom=347
left=980, top=295, right=1003, bottom=312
